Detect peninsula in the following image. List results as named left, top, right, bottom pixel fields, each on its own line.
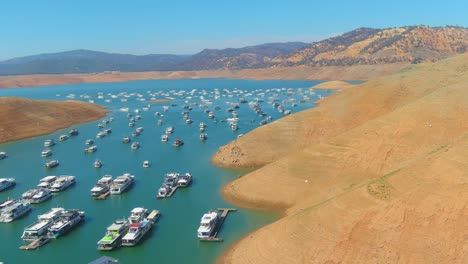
left=0, top=97, right=107, bottom=143
left=214, top=53, right=468, bottom=263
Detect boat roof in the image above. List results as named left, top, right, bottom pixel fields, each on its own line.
left=61, top=210, right=79, bottom=218
left=3, top=202, right=27, bottom=210
left=25, top=220, right=49, bottom=231
left=0, top=200, right=16, bottom=207
left=0, top=178, right=14, bottom=183
left=38, top=208, right=64, bottom=220
left=131, top=207, right=146, bottom=214
left=108, top=221, right=126, bottom=231
left=200, top=212, right=218, bottom=223
left=40, top=175, right=57, bottom=181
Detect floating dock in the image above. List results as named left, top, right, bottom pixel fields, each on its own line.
left=157, top=186, right=179, bottom=199
left=199, top=208, right=237, bottom=242
left=147, top=210, right=160, bottom=223
left=20, top=236, right=50, bottom=250
left=166, top=186, right=178, bottom=197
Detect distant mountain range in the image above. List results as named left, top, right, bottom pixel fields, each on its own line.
left=0, top=26, right=466, bottom=75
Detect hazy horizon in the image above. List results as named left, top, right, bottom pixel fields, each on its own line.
left=1, top=0, right=467, bottom=60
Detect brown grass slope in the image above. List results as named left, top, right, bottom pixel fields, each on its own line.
left=273, top=26, right=467, bottom=66
left=310, top=80, right=354, bottom=90
left=0, top=97, right=107, bottom=143
left=217, top=53, right=468, bottom=264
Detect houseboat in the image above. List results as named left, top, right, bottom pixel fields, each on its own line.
left=0, top=178, right=15, bottom=192
left=97, top=219, right=129, bottom=250
left=50, top=176, right=75, bottom=192
left=197, top=211, right=219, bottom=239
left=110, top=174, right=134, bottom=194
left=48, top=209, right=84, bottom=238
left=90, top=175, right=113, bottom=197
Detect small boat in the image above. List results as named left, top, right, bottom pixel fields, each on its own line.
left=131, top=131, right=140, bottom=137
left=173, top=138, right=184, bottom=147
left=136, top=127, right=144, bottom=133
left=41, top=149, right=52, bottom=157
left=0, top=201, right=31, bottom=223
left=59, top=135, right=69, bottom=141
left=208, top=112, right=215, bottom=119
left=21, top=208, right=64, bottom=241
left=199, top=133, right=207, bottom=141
left=30, top=188, right=52, bottom=204
left=197, top=210, right=219, bottom=239
left=165, top=126, right=174, bottom=134
left=177, top=173, right=192, bottom=187
left=94, top=159, right=102, bottom=168
left=157, top=119, right=163, bottom=126
left=122, top=136, right=131, bottom=143
left=96, top=132, right=106, bottom=138
left=128, top=122, right=135, bottom=127
left=47, top=209, right=85, bottom=238
left=84, top=145, right=98, bottom=153
left=131, top=142, right=140, bottom=150
left=37, top=176, right=57, bottom=188
left=161, top=135, right=169, bottom=142
left=110, top=174, right=135, bottom=194
left=45, top=160, right=59, bottom=169
left=50, top=176, right=76, bottom=192
left=156, top=185, right=172, bottom=199
left=0, top=152, right=6, bottom=159
left=104, top=128, right=112, bottom=134
left=0, top=178, right=16, bottom=192
left=43, top=139, right=55, bottom=147
left=68, top=129, right=79, bottom=136
left=90, top=175, right=113, bottom=197
left=230, top=123, right=238, bottom=131
left=97, top=219, right=130, bottom=250
left=185, top=118, right=192, bottom=124
left=199, top=122, right=206, bottom=129
left=143, top=160, right=150, bottom=168
left=85, top=139, right=94, bottom=145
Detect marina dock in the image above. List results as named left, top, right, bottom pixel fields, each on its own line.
left=147, top=209, right=160, bottom=223
left=166, top=186, right=178, bottom=197
left=200, top=208, right=237, bottom=242
left=20, top=236, right=50, bottom=250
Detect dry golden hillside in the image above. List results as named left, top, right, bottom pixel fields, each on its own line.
left=215, top=53, right=468, bottom=264
left=310, top=80, right=354, bottom=89
left=0, top=97, right=107, bottom=143
left=273, top=26, right=467, bottom=66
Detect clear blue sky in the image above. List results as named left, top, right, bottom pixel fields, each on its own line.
left=0, top=0, right=466, bottom=60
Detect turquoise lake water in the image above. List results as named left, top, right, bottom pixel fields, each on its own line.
left=0, top=79, right=334, bottom=264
